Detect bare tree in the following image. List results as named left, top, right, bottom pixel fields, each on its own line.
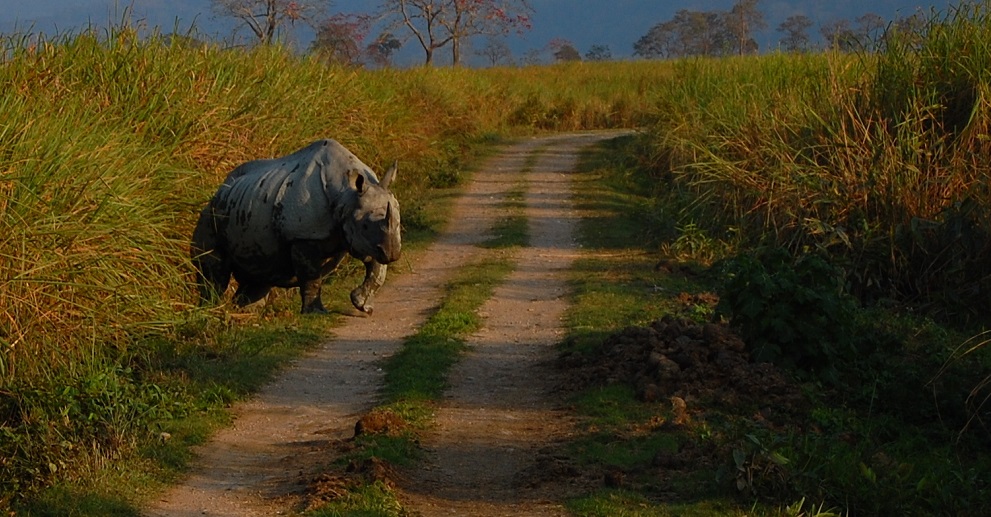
left=725, top=0, right=765, bottom=55
left=213, top=0, right=327, bottom=45
left=381, top=0, right=531, bottom=66
left=442, top=0, right=531, bottom=65
left=522, top=47, right=543, bottom=65
left=383, top=0, right=448, bottom=65
left=476, top=36, right=513, bottom=66
left=777, top=14, right=812, bottom=52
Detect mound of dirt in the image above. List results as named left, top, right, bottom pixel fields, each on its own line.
left=559, top=312, right=808, bottom=427
left=354, top=408, right=408, bottom=437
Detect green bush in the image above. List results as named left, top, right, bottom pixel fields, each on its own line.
left=716, top=248, right=860, bottom=373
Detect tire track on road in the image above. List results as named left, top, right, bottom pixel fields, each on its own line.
left=397, top=131, right=628, bottom=517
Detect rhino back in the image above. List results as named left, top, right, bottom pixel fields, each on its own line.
left=212, top=140, right=376, bottom=261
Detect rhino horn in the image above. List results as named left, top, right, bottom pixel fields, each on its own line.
left=381, top=161, right=398, bottom=189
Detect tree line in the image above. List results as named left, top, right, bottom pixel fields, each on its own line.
left=633, top=0, right=930, bottom=59
left=210, top=0, right=933, bottom=67
left=212, top=0, right=532, bottom=67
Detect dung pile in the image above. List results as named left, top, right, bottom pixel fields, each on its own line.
left=560, top=315, right=807, bottom=424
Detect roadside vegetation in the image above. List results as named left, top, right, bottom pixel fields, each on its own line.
left=4, top=2, right=991, bottom=515
left=0, top=23, right=664, bottom=514
left=560, top=4, right=991, bottom=516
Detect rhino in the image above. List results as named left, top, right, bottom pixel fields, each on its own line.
left=191, top=139, right=401, bottom=314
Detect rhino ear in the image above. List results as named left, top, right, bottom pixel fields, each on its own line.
left=381, top=161, right=398, bottom=189
left=349, top=169, right=367, bottom=194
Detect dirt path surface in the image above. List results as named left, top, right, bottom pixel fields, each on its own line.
left=145, top=131, right=627, bottom=517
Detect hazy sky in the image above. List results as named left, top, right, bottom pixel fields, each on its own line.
left=0, top=1, right=961, bottom=65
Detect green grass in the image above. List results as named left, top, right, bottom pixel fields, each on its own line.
left=0, top=18, right=667, bottom=512
left=305, top=481, right=405, bottom=517
left=9, top=5, right=991, bottom=515
left=562, top=130, right=991, bottom=516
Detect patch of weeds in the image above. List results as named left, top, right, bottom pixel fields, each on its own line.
left=567, top=489, right=744, bottom=517
left=344, top=434, right=421, bottom=469
left=571, top=431, right=678, bottom=472
left=574, top=384, right=660, bottom=427
left=17, top=487, right=139, bottom=517
left=305, top=480, right=406, bottom=517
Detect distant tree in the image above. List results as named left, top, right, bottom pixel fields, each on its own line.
left=777, top=14, right=812, bottom=52
left=476, top=36, right=513, bottom=66
left=441, top=0, right=532, bottom=66
left=821, top=18, right=858, bottom=52
left=165, top=32, right=208, bottom=49
left=725, top=0, right=765, bottom=55
left=856, top=13, right=886, bottom=51
left=585, top=44, right=612, bottom=61
left=888, top=10, right=928, bottom=49
left=634, top=9, right=731, bottom=59
left=213, top=0, right=325, bottom=45
left=633, top=20, right=674, bottom=58
left=549, top=38, right=581, bottom=62
left=674, top=9, right=729, bottom=56
left=522, top=47, right=543, bottom=65
left=310, top=13, right=371, bottom=66
left=365, top=32, right=403, bottom=67
left=381, top=0, right=447, bottom=65
left=380, top=0, right=532, bottom=66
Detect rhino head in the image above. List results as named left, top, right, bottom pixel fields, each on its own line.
left=344, top=161, right=402, bottom=265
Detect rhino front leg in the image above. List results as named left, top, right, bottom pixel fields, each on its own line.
left=350, top=260, right=387, bottom=315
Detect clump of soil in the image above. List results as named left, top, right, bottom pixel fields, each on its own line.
left=303, top=410, right=408, bottom=511
left=559, top=311, right=808, bottom=428
left=354, top=408, right=408, bottom=437
left=306, top=456, right=398, bottom=511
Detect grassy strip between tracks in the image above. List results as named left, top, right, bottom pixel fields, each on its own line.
left=303, top=179, right=532, bottom=516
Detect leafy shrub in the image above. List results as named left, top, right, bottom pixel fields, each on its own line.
left=716, top=247, right=860, bottom=373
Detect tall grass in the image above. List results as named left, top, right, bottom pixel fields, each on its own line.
left=646, top=4, right=991, bottom=319
left=0, top=22, right=669, bottom=504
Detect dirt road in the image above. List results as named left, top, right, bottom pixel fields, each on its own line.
left=145, top=131, right=628, bottom=517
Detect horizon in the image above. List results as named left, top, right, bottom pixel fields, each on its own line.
left=1, top=1, right=961, bottom=66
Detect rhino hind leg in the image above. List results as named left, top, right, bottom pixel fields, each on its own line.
left=350, top=261, right=388, bottom=315
left=233, top=281, right=272, bottom=307
left=193, top=252, right=231, bottom=306
left=292, top=243, right=337, bottom=314
left=300, top=279, right=328, bottom=314
left=191, top=211, right=231, bottom=305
